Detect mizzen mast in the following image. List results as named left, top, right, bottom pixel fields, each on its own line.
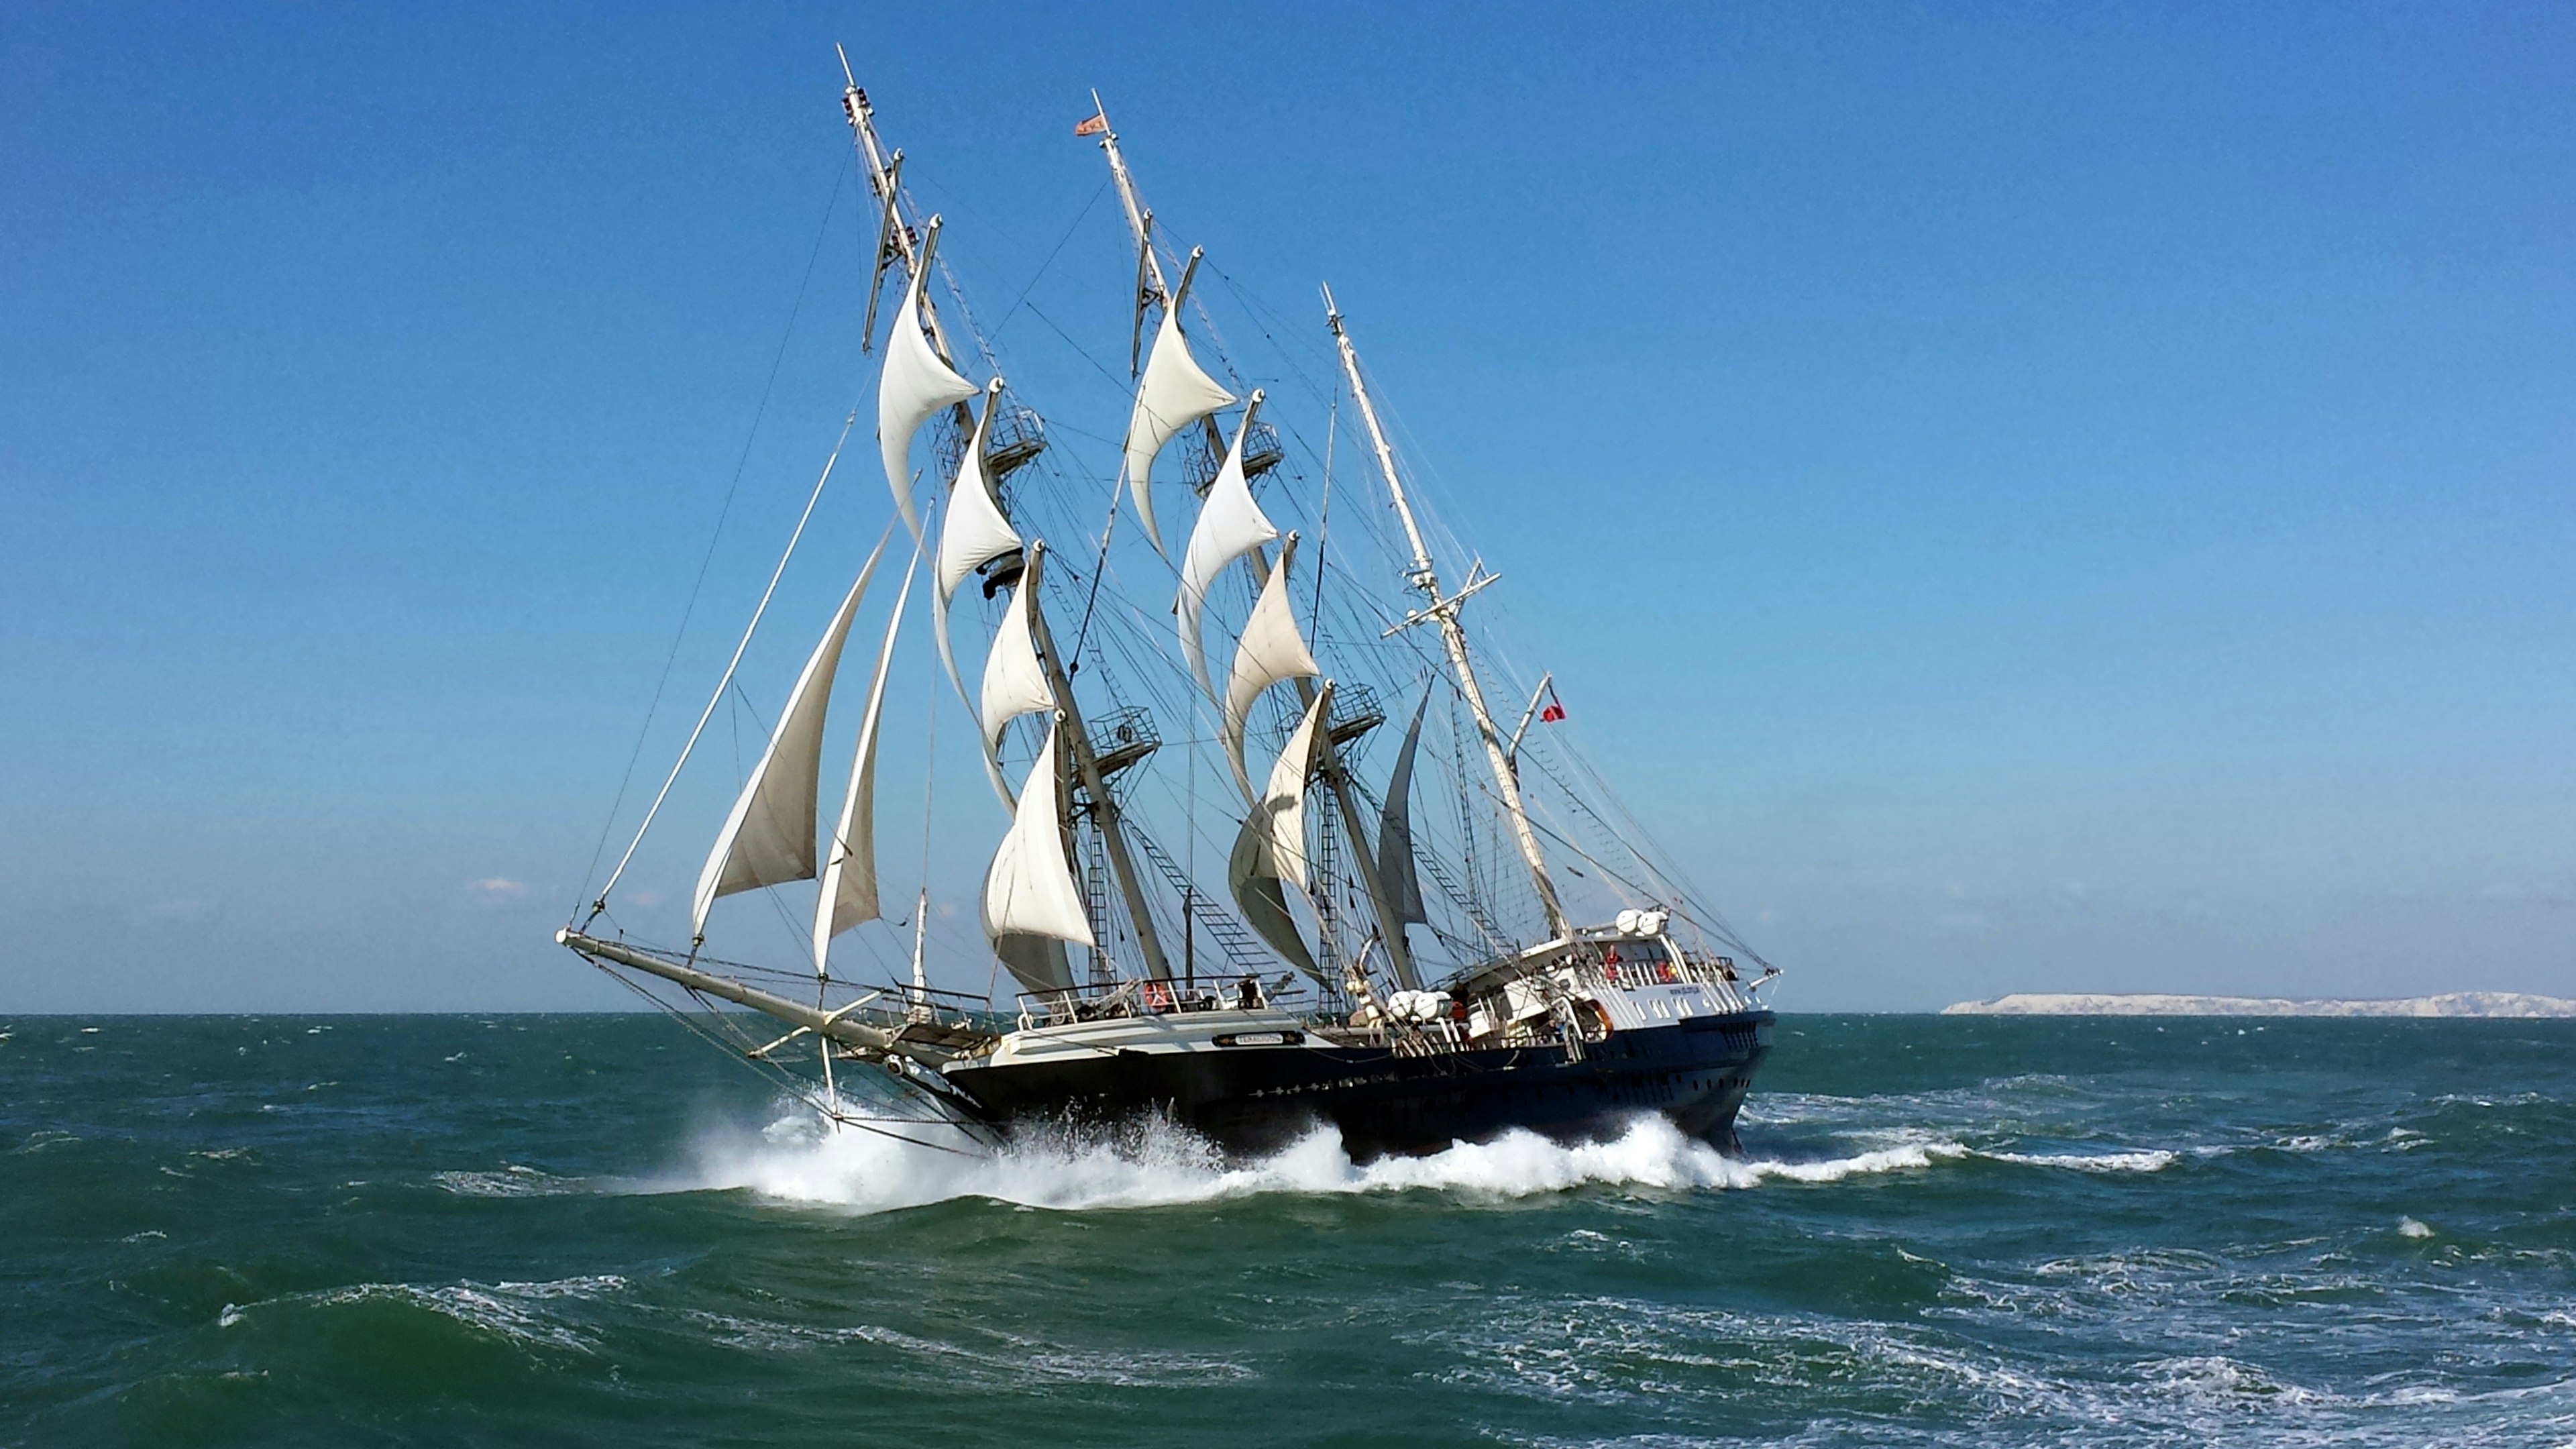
left=1323, top=284, right=1572, bottom=943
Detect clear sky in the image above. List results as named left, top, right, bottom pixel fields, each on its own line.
left=5, top=2, right=2571, bottom=1012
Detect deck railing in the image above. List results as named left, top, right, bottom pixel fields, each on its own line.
left=1579, top=950, right=1752, bottom=1012
left=1014, top=973, right=1319, bottom=1030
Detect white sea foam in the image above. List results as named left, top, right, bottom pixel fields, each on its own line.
left=1980, top=1148, right=2179, bottom=1173
left=430, top=1164, right=586, bottom=1198
left=677, top=1109, right=1961, bottom=1216
left=2398, top=1216, right=2434, bottom=1238
left=680, top=1309, right=1254, bottom=1387
left=219, top=1274, right=627, bottom=1351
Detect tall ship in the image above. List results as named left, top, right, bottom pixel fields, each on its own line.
left=557, top=58, right=1780, bottom=1161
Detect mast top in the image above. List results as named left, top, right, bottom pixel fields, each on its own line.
left=1089, top=91, right=1168, bottom=303
left=1324, top=282, right=1572, bottom=942
left=1323, top=284, right=1436, bottom=591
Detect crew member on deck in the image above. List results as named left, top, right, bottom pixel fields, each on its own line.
left=1236, top=975, right=1263, bottom=1010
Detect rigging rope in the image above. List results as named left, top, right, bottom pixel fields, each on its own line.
left=574, top=154, right=853, bottom=924
left=588, top=406, right=863, bottom=920
left=587, top=959, right=989, bottom=1155
left=991, top=179, right=1112, bottom=341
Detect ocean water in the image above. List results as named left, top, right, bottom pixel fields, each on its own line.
left=4, top=1014, right=2572, bottom=1447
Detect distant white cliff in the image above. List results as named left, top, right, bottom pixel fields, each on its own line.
left=1942, top=991, right=2576, bottom=1018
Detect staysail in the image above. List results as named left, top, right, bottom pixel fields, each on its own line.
left=983, top=721, right=1097, bottom=983
left=1120, top=286, right=1235, bottom=556
left=1175, top=394, right=1279, bottom=701
left=1227, top=686, right=1331, bottom=977
left=977, top=571, right=1053, bottom=809
left=877, top=230, right=977, bottom=545
left=693, top=529, right=892, bottom=936
left=1220, top=534, right=1320, bottom=804
left=811, top=550, right=917, bottom=971
left=1379, top=684, right=1432, bottom=928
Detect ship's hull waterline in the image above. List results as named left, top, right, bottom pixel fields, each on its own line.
left=943, top=1011, right=1776, bottom=1161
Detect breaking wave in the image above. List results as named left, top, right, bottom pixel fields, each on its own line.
left=674, top=1109, right=1969, bottom=1216
left=217, top=1274, right=628, bottom=1352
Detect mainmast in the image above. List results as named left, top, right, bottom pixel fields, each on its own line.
left=1089, top=93, right=1168, bottom=372
left=1090, top=105, right=1421, bottom=986
left=1243, top=541, right=1421, bottom=988
left=1323, top=284, right=1572, bottom=943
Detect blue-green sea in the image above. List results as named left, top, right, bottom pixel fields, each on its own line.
left=5, top=1014, right=2571, bottom=1446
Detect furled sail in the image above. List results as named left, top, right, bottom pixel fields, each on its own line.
left=877, top=253, right=977, bottom=545
left=1220, top=534, right=1320, bottom=804
left=1175, top=394, right=1278, bottom=701
left=1121, top=307, right=1235, bottom=556
left=811, top=550, right=916, bottom=972
left=931, top=382, right=1023, bottom=716
left=1227, top=686, right=1332, bottom=977
left=981, top=721, right=1096, bottom=949
left=1379, top=684, right=1432, bottom=927
left=693, top=530, right=892, bottom=936
left=977, top=574, right=1053, bottom=809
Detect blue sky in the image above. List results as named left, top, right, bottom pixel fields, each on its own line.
left=4, top=2, right=2570, bottom=1012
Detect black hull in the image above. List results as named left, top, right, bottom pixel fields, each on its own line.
left=944, top=1010, right=1774, bottom=1161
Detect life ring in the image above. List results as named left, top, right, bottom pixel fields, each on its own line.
left=1141, top=979, right=1175, bottom=1013
left=1582, top=998, right=1615, bottom=1040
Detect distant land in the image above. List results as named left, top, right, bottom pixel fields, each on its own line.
left=1942, top=991, right=2576, bottom=1018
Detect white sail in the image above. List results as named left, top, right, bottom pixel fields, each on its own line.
left=1227, top=686, right=1331, bottom=977
left=1121, top=308, right=1235, bottom=556
left=1175, top=398, right=1278, bottom=700
left=932, top=384, right=1023, bottom=720
left=692, top=531, right=891, bottom=936
left=977, top=578, right=1053, bottom=808
left=1258, top=687, right=1329, bottom=891
left=877, top=268, right=977, bottom=545
left=994, top=935, right=1076, bottom=996
left=812, top=551, right=917, bottom=971
left=1220, top=535, right=1320, bottom=804
left=1379, top=684, right=1432, bottom=926
left=935, top=383, right=1022, bottom=603
left=981, top=722, right=1097, bottom=948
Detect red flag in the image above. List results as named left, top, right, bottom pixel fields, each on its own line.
left=1540, top=688, right=1566, bottom=724
left=1074, top=113, right=1108, bottom=137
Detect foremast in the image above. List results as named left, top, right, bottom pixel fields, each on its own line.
left=839, top=47, right=949, bottom=363
left=847, top=78, right=1173, bottom=988
left=1021, top=543, right=1177, bottom=982
left=1323, top=285, right=1572, bottom=945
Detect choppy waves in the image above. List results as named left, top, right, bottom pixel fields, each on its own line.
left=11, top=1013, right=2575, bottom=1448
